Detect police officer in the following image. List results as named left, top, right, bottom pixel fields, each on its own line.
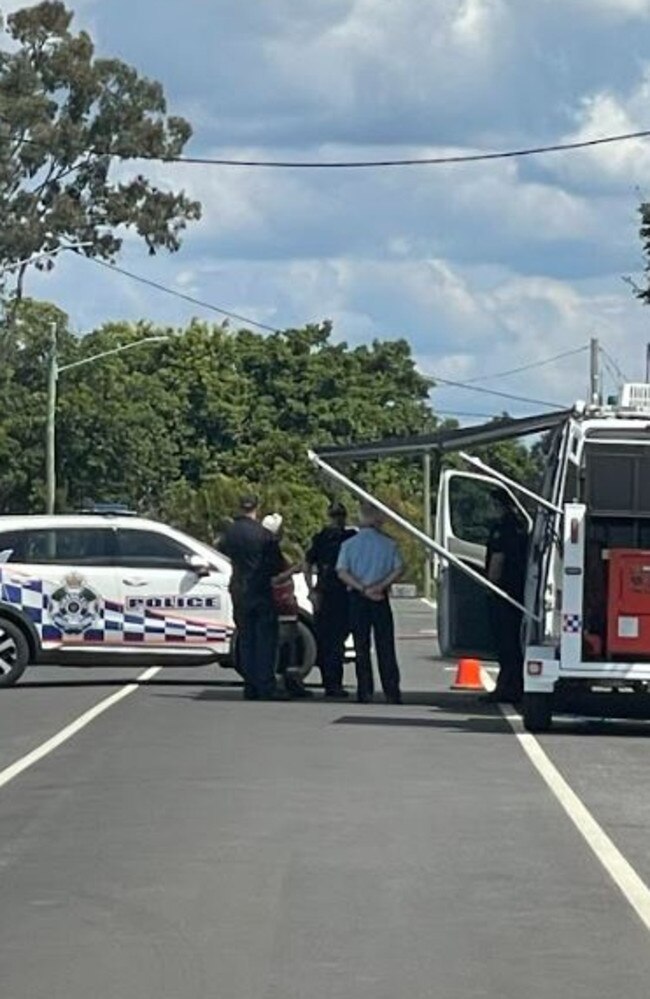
left=305, top=502, right=356, bottom=698
left=483, top=490, right=528, bottom=704
left=218, top=495, right=284, bottom=700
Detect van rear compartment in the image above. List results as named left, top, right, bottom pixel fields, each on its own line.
left=607, top=548, right=650, bottom=658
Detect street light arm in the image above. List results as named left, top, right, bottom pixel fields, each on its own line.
left=58, top=336, right=170, bottom=373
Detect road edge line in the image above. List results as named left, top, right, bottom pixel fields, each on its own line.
left=0, top=666, right=161, bottom=792
left=479, top=665, right=650, bottom=933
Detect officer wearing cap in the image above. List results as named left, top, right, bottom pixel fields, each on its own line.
left=218, top=495, right=284, bottom=700
left=305, top=501, right=356, bottom=698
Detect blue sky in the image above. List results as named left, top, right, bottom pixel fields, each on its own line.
left=7, top=0, right=650, bottom=419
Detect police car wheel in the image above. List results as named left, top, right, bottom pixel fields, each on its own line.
left=0, top=618, right=29, bottom=688
left=231, top=617, right=317, bottom=682
left=285, top=617, right=317, bottom=682
left=522, top=693, right=553, bottom=733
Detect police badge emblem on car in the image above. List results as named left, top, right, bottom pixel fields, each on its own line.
left=49, top=573, right=103, bottom=634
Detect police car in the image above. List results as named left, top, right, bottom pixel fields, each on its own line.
left=0, top=510, right=316, bottom=687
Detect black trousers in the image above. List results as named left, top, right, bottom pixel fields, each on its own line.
left=234, top=600, right=278, bottom=698
left=315, top=588, right=350, bottom=692
left=349, top=593, right=401, bottom=699
left=490, top=599, right=523, bottom=697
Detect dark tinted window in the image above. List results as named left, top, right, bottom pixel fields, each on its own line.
left=449, top=477, right=497, bottom=547
left=116, top=529, right=190, bottom=567
left=0, top=528, right=116, bottom=564
left=586, top=444, right=650, bottom=516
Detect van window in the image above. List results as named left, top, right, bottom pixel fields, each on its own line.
left=0, top=528, right=116, bottom=565
left=449, top=477, right=498, bottom=547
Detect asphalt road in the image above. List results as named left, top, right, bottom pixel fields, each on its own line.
left=1, top=599, right=650, bottom=998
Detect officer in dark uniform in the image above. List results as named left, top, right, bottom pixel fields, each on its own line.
left=218, top=495, right=284, bottom=700
left=305, top=502, right=356, bottom=698
left=483, top=490, right=529, bottom=704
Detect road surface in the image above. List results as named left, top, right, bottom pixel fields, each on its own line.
left=1, top=599, right=650, bottom=998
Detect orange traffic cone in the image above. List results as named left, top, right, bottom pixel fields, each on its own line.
left=451, top=658, right=484, bottom=691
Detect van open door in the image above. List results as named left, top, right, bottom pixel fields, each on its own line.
left=435, top=471, right=531, bottom=659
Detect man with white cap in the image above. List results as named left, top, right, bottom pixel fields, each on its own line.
left=262, top=513, right=312, bottom=699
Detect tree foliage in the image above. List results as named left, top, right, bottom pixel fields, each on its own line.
left=0, top=1, right=200, bottom=305
left=0, top=301, right=542, bottom=583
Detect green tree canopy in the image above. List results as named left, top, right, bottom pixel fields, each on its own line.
left=1, top=301, right=545, bottom=584
left=0, top=1, right=200, bottom=307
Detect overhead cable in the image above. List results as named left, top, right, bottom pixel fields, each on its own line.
left=465, top=345, right=588, bottom=383
left=83, top=255, right=281, bottom=334
left=2, top=126, right=650, bottom=169
left=426, top=371, right=562, bottom=409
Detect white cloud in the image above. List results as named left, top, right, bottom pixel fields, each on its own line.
left=543, top=0, right=650, bottom=16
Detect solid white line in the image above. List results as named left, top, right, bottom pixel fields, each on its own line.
left=478, top=666, right=650, bottom=933
left=420, top=598, right=437, bottom=610
left=0, top=666, right=161, bottom=792
left=511, top=723, right=650, bottom=931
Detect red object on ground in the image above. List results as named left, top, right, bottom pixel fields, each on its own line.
left=451, top=658, right=484, bottom=691
left=606, top=548, right=650, bottom=657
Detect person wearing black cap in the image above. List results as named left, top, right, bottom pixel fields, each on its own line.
left=304, top=502, right=356, bottom=698
left=483, top=490, right=529, bottom=704
left=218, top=495, right=285, bottom=700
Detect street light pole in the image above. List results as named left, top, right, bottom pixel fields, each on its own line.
left=45, top=322, right=58, bottom=515
left=44, top=335, right=170, bottom=514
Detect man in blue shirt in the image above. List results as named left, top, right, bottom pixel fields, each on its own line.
left=336, top=503, right=404, bottom=704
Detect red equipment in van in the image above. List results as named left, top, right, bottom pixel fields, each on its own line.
left=607, top=549, right=650, bottom=658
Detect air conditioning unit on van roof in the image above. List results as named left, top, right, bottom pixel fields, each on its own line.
left=619, top=383, right=650, bottom=412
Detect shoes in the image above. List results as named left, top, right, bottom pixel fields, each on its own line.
left=324, top=688, right=349, bottom=700
left=386, top=693, right=403, bottom=705
left=243, top=687, right=259, bottom=701
left=357, top=694, right=373, bottom=704
left=260, top=689, right=292, bottom=701
left=288, top=685, right=314, bottom=699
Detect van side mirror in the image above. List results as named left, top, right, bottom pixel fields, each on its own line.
left=186, top=553, right=211, bottom=577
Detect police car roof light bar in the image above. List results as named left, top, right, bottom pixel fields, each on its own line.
left=78, top=503, right=137, bottom=516
left=458, top=452, right=563, bottom=515
left=307, top=450, right=539, bottom=620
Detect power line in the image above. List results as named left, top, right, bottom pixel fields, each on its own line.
left=464, top=345, right=588, bottom=383
left=83, top=255, right=281, bottom=334
left=78, top=257, right=563, bottom=409
left=426, top=371, right=562, bottom=409
left=3, top=126, right=650, bottom=169
left=600, top=345, right=629, bottom=385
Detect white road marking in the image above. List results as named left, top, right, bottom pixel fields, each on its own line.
left=479, top=666, right=650, bottom=933
left=420, top=598, right=437, bottom=610
left=0, top=666, right=161, bottom=792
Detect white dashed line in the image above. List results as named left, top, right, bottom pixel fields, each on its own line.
left=479, top=666, right=650, bottom=933
left=0, top=666, right=161, bottom=792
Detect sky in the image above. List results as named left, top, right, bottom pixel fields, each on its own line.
left=6, top=0, right=650, bottom=420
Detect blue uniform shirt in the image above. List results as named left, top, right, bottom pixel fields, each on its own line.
left=336, top=527, right=403, bottom=588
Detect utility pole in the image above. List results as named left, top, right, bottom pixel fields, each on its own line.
left=45, top=322, right=58, bottom=515
left=423, top=451, right=432, bottom=600
left=589, top=336, right=601, bottom=406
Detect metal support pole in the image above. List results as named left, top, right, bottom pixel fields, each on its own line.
left=423, top=451, right=432, bottom=600
left=45, top=322, right=58, bottom=515
left=590, top=337, right=601, bottom=406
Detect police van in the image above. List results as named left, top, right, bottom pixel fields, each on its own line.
left=0, top=511, right=316, bottom=686
left=310, top=384, right=650, bottom=732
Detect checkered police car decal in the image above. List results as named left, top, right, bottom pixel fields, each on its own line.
left=0, top=569, right=230, bottom=646
left=562, top=613, right=582, bottom=634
